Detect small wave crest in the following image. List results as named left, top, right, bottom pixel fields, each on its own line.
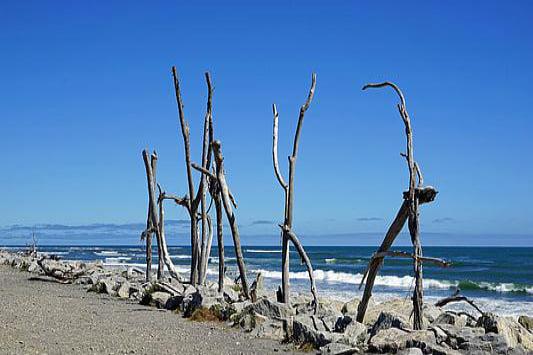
left=246, top=249, right=282, bottom=253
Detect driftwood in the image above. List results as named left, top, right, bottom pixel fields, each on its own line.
left=141, top=153, right=160, bottom=282
left=271, top=73, right=318, bottom=308
left=435, top=293, right=485, bottom=316
left=198, top=73, right=214, bottom=285
left=211, top=140, right=249, bottom=298
left=280, top=225, right=319, bottom=312
left=358, top=82, right=439, bottom=330
left=142, top=149, right=184, bottom=282
left=171, top=67, right=200, bottom=285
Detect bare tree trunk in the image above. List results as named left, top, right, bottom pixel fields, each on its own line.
left=271, top=74, right=316, bottom=304
left=172, top=67, right=199, bottom=285
left=212, top=140, right=249, bottom=298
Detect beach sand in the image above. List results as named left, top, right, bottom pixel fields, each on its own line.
left=0, top=266, right=298, bottom=354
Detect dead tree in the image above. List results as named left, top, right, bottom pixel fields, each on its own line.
left=171, top=68, right=214, bottom=286
left=357, top=82, right=442, bottom=330
left=272, top=73, right=319, bottom=310
left=142, top=149, right=184, bottom=282
left=210, top=140, right=249, bottom=298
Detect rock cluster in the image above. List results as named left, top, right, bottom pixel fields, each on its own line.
left=1, top=250, right=532, bottom=354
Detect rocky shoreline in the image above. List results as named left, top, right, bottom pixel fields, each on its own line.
left=1, top=250, right=532, bottom=354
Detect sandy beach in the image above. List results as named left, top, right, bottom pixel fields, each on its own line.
left=0, top=266, right=298, bottom=355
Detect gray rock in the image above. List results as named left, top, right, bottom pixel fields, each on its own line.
left=292, top=318, right=333, bottom=349
left=341, top=321, right=367, bottom=346
left=335, top=315, right=353, bottom=333
left=250, top=318, right=286, bottom=341
left=370, top=311, right=410, bottom=337
left=27, top=261, right=40, bottom=273
left=117, top=281, right=131, bottom=299
left=398, top=348, right=423, bottom=355
left=141, top=291, right=171, bottom=309
left=477, top=313, right=533, bottom=351
left=180, top=291, right=203, bottom=317
left=368, top=328, right=436, bottom=354
left=434, top=312, right=467, bottom=327
left=518, top=315, right=533, bottom=332
left=319, top=342, right=359, bottom=354
left=341, top=298, right=361, bottom=315
left=245, top=298, right=295, bottom=320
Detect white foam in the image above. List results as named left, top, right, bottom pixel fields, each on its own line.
left=95, top=251, right=119, bottom=256
left=253, top=268, right=454, bottom=290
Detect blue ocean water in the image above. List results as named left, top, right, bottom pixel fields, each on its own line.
left=3, top=244, right=531, bottom=317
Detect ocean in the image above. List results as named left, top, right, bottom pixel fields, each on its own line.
left=2, top=245, right=532, bottom=317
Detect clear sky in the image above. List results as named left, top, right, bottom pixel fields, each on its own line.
left=1, top=1, right=532, bottom=245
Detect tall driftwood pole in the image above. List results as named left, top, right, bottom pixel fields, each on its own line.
left=212, top=140, right=249, bottom=298
left=272, top=74, right=319, bottom=309
left=172, top=67, right=200, bottom=285
left=143, top=153, right=157, bottom=282
left=357, top=82, right=442, bottom=330
left=142, top=149, right=185, bottom=282
left=198, top=73, right=214, bottom=285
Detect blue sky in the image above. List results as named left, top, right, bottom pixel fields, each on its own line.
left=0, top=1, right=532, bottom=245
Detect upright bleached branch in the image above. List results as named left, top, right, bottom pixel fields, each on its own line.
left=172, top=67, right=200, bottom=285
left=212, top=140, right=249, bottom=298
left=272, top=74, right=318, bottom=309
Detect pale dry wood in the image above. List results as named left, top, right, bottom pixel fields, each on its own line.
left=272, top=74, right=317, bottom=304
left=362, top=82, right=426, bottom=329
left=142, top=149, right=183, bottom=282
left=198, top=72, right=214, bottom=285
left=212, top=140, right=249, bottom=298
left=172, top=67, right=200, bottom=285
left=281, top=225, right=319, bottom=313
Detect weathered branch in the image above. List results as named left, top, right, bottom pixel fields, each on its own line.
left=172, top=67, right=200, bottom=285
left=362, top=81, right=425, bottom=330
left=272, top=104, right=288, bottom=190
left=280, top=225, right=319, bottom=314
left=435, top=294, right=484, bottom=315
left=274, top=73, right=317, bottom=304
left=212, top=140, right=249, bottom=298
left=370, top=250, right=450, bottom=268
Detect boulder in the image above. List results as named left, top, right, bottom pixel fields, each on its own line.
left=518, top=315, right=533, bottom=332
left=319, top=342, right=359, bottom=354
left=292, top=318, right=335, bottom=349
left=245, top=298, right=295, bottom=320
left=341, top=298, right=362, bottom=315
left=370, top=311, right=410, bottom=337
left=250, top=318, right=286, bottom=341
left=335, top=315, right=354, bottom=333
left=478, top=313, right=533, bottom=351
left=398, top=348, right=423, bottom=355
left=117, top=281, right=131, bottom=299
left=341, top=321, right=367, bottom=346
left=434, top=312, right=467, bottom=327
left=368, top=328, right=436, bottom=354
left=141, top=291, right=171, bottom=309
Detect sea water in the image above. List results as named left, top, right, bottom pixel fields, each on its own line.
left=3, top=245, right=531, bottom=317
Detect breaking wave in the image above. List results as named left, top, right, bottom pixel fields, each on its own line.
left=252, top=268, right=533, bottom=294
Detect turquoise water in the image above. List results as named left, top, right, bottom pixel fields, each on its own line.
left=3, top=245, right=531, bottom=316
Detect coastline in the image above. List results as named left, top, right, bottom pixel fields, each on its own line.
left=1, top=250, right=532, bottom=354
